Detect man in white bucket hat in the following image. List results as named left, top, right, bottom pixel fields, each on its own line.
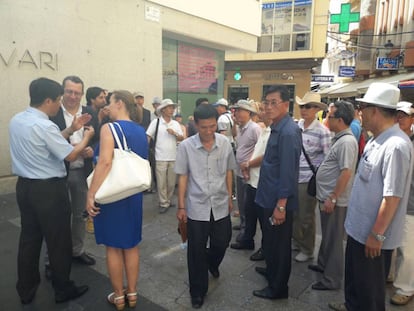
left=330, top=83, right=414, bottom=311
left=146, top=99, right=184, bottom=213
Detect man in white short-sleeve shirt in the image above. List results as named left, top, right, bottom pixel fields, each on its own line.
left=146, top=99, right=184, bottom=213
left=341, top=83, right=414, bottom=311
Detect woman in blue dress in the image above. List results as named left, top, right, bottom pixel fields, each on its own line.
left=86, top=90, right=147, bottom=310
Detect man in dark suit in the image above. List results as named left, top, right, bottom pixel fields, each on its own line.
left=49, top=76, right=98, bottom=269
left=134, top=91, right=151, bottom=130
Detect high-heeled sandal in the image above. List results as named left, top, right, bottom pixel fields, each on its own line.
left=107, top=292, right=126, bottom=311
left=126, top=292, right=138, bottom=308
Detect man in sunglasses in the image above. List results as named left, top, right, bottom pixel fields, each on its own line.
left=293, top=93, right=331, bottom=263
left=330, top=83, right=414, bottom=311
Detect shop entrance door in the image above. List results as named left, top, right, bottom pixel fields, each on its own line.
left=228, top=85, right=249, bottom=105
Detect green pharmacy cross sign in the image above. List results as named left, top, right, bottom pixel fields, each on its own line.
left=330, top=3, right=360, bottom=33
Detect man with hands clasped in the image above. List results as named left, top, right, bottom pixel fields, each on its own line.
left=175, top=104, right=236, bottom=309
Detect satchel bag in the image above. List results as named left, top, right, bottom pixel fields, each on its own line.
left=301, top=145, right=318, bottom=197
left=87, top=122, right=151, bottom=204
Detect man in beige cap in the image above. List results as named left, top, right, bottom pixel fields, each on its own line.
left=293, top=92, right=331, bottom=263
left=230, top=100, right=262, bottom=249
left=146, top=99, right=184, bottom=213
left=330, top=83, right=414, bottom=311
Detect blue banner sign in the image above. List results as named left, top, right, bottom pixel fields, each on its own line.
left=376, top=57, right=399, bottom=70
left=339, top=66, right=355, bottom=77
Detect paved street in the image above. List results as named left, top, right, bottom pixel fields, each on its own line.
left=0, top=190, right=411, bottom=311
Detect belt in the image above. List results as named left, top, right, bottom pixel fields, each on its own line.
left=19, top=176, right=66, bottom=182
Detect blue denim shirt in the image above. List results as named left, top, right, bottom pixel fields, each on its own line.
left=255, top=114, right=302, bottom=211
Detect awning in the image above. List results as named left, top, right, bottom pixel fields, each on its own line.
left=317, top=83, right=350, bottom=97
left=320, top=72, right=414, bottom=98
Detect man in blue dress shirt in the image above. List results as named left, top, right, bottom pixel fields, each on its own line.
left=254, top=85, right=302, bottom=300
left=9, top=78, right=94, bottom=304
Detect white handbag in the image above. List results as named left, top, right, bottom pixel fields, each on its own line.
left=87, top=122, right=151, bottom=204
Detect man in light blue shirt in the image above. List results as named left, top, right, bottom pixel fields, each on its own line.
left=175, top=104, right=236, bottom=309
left=9, top=78, right=94, bottom=305
left=340, top=83, right=414, bottom=311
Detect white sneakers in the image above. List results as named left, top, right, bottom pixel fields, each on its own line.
left=295, top=252, right=314, bottom=262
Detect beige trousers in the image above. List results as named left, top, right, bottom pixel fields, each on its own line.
left=155, top=161, right=176, bottom=208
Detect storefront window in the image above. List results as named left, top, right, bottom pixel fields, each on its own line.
left=259, top=0, right=312, bottom=52
left=162, top=38, right=224, bottom=121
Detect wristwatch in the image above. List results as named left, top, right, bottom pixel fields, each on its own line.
left=371, top=231, right=386, bottom=242
left=276, top=206, right=286, bottom=213
left=329, top=197, right=337, bottom=204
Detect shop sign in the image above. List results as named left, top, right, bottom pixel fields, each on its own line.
left=311, top=75, right=334, bottom=83
left=338, top=66, right=355, bottom=77
left=376, top=57, right=399, bottom=70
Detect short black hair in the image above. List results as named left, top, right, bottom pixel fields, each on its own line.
left=195, top=97, right=209, bottom=107
left=86, top=87, right=104, bottom=105
left=29, top=78, right=63, bottom=107
left=62, top=75, right=84, bottom=92
left=264, top=85, right=290, bottom=102
left=333, top=100, right=355, bottom=125
left=194, top=104, right=218, bottom=123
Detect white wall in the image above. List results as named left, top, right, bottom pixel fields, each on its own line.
left=150, top=0, right=262, bottom=36
left=0, top=0, right=258, bottom=193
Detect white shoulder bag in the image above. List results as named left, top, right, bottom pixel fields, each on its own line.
left=87, top=122, right=151, bottom=204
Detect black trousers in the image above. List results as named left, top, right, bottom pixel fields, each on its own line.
left=344, top=236, right=393, bottom=311
left=16, top=177, right=73, bottom=300
left=241, top=185, right=263, bottom=247
left=187, top=214, right=232, bottom=298
left=259, top=206, right=293, bottom=296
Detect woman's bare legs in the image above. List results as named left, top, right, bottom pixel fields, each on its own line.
left=123, top=246, right=140, bottom=306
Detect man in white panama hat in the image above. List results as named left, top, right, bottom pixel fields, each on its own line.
left=330, top=83, right=414, bottom=311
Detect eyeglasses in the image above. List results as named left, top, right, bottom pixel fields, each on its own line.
left=263, top=100, right=284, bottom=106
left=299, top=104, right=319, bottom=109
left=358, top=103, right=374, bottom=110
left=64, top=89, right=83, bottom=97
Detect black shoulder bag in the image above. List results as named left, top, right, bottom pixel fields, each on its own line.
left=302, top=145, right=318, bottom=197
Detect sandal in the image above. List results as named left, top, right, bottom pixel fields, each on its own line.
left=107, top=292, right=126, bottom=311
left=126, top=292, right=138, bottom=308
left=390, top=293, right=413, bottom=305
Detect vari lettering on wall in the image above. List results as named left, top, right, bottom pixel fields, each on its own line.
left=0, top=48, right=58, bottom=70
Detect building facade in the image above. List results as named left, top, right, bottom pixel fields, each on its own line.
left=0, top=0, right=261, bottom=193
left=224, top=0, right=330, bottom=118
left=320, top=0, right=414, bottom=100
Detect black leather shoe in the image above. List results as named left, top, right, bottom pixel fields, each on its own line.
left=232, top=224, right=241, bottom=230
left=308, top=264, right=324, bottom=273
left=230, top=241, right=254, bottom=250
left=55, top=284, right=89, bottom=303
left=311, top=281, right=335, bottom=291
left=45, top=264, right=52, bottom=281
left=253, top=287, right=288, bottom=300
left=191, top=296, right=204, bottom=309
left=255, top=266, right=267, bottom=277
left=250, top=248, right=264, bottom=261
left=208, top=266, right=220, bottom=278
left=73, top=253, right=96, bottom=265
